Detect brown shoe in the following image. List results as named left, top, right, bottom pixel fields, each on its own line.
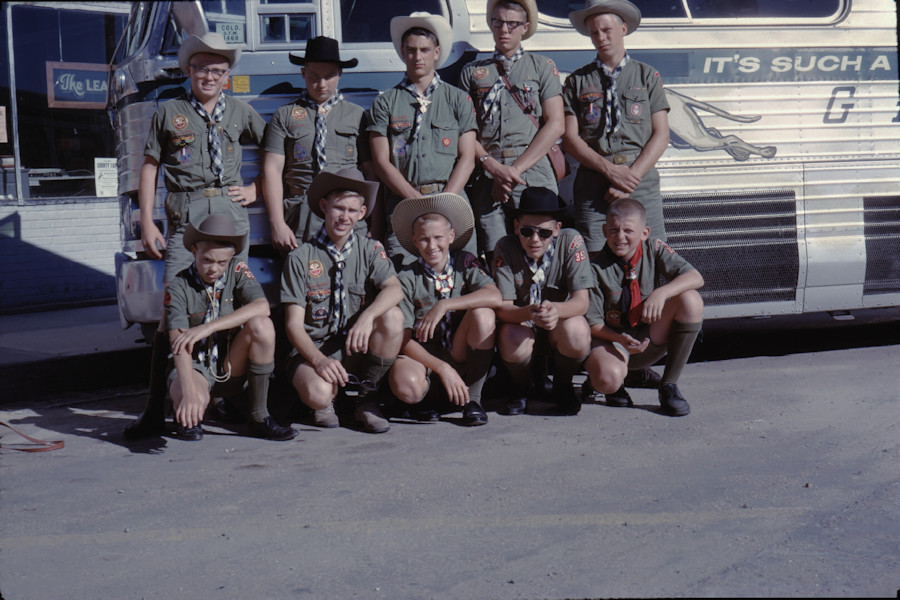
left=314, top=402, right=340, bottom=428
left=354, top=401, right=390, bottom=433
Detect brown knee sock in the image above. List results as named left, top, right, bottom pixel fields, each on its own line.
left=247, top=361, right=275, bottom=422
left=661, top=320, right=702, bottom=386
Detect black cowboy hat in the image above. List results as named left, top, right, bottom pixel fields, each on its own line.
left=289, top=36, right=359, bottom=68
left=512, top=187, right=568, bottom=217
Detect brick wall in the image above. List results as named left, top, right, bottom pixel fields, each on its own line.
left=0, top=198, right=121, bottom=311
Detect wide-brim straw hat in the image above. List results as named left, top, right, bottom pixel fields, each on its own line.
left=183, top=214, right=246, bottom=254
left=392, top=193, right=475, bottom=254
left=178, top=32, right=241, bottom=74
left=307, top=168, right=380, bottom=219
left=569, top=0, right=641, bottom=36
left=486, top=0, right=539, bottom=40
left=289, top=36, right=359, bottom=69
left=390, top=12, right=454, bottom=69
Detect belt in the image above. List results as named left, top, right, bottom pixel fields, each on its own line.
left=602, top=151, right=640, bottom=165
left=416, top=182, right=445, bottom=195
left=171, top=186, right=229, bottom=200
left=489, top=148, right=522, bottom=159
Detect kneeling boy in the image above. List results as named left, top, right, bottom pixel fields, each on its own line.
left=281, top=168, right=404, bottom=433
left=388, top=193, right=502, bottom=426
left=584, top=198, right=704, bottom=416
left=165, top=214, right=297, bottom=441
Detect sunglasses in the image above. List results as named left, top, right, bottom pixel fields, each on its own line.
left=519, top=226, right=554, bottom=239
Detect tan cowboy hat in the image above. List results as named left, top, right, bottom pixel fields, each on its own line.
left=486, top=0, right=539, bottom=40
left=308, top=168, right=380, bottom=219
left=178, top=32, right=241, bottom=74
left=392, top=193, right=475, bottom=254
left=569, top=0, right=641, bottom=36
left=183, top=214, right=246, bottom=254
left=390, top=12, right=454, bottom=69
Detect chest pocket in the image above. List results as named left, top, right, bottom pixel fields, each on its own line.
left=622, top=89, right=650, bottom=124
left=327, top=125, right=359, bottom=164
left=220, top=124, right=240, bottom=165
left=306, top=290, right=331, bottom=323
left=431, top=121, right=458, bottom=156
left=346, top=283, right=366, bottom=317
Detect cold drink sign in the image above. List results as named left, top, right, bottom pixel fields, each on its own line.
left=46, top=62, right=110, bottom=109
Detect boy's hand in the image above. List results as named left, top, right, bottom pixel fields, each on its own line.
left=620, top=333, right=650, bottom=354
left=312, top=355, right=349, bottom=387
left=228, top=183, right=258, bottom=206
left=641, top=289, right=667, bottom=324
left=270, top=220, right=299, bottom=252
left=346, top=315, right=374, bottom=356
left=171, top=325, right=212, bottom=356
left=141, top=223, right=166, bottom=260
left=531, top=301, right=558, bottom=330
left=174, top=392, right=209, bottom=429
left=436, top=363, right=469, bottom=406
left=416, top=301, right=449, bottom=343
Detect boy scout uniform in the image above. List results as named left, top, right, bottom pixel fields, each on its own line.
left=145, top=94, right=266, bottom=282
left=263, top=98, right=370, bottom=241
left=460, top=53, right=562, bottom=254
left=563, top=59, right=670, bottom=250
left=164, top=259, right=265, bottom=389
left=280, top=232, right=396, bottom=367
left=493, top=228, right=593, bottom=307
left=367, top=84, right=477, bottom=261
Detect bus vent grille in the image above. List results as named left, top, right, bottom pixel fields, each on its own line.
left=863, top=195, right=900, bottom=295
left=662, top=190, right=798, bottom=306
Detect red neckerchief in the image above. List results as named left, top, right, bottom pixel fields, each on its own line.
left=619, top=242, right=643, bottom=328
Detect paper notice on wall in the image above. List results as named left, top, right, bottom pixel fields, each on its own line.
left=0, top=106, right=7, bottom=144
left=94, top=157, right=118, bottom=197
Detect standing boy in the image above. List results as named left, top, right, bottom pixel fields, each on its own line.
left=164, top=215, right=297, bottom=441
left=368, top=11, right=478, bottom=264
left=388, top=193, right=502, bottom=427
left=492, top=187, right=593, bottom=416
left=280, top=168, right=404, bottom=433
left=459, top=0, right=565, bottom=264
left=584, top=198, right=703, bottom=416
left=262, top=36, right=373, bottom=250
left=125, top=33, right=267, bottom=440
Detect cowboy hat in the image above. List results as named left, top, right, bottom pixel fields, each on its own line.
left=307, top=168, right=380, bottom=219
left=390, top=12, right=454, bottom=69
left=183, top=214, right=246, bottom=254
left=178, top=32, right=241, bottom=74
left=486, top=0, right=539, bottom=40
left=512, top=187, right=568, bottom=218
left=289, top=36, right=359, bottom=69
left=392, top=193, right=475, bottom=254
left=569, top=0, right=641, bottom=36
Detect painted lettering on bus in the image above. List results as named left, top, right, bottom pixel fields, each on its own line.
left=824, top=86, right=856, bottom=124
left=701, top=52, right=894, bottom=76
left=893, top=102, right=900, bottom=124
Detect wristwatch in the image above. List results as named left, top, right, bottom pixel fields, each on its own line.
left=479, top=154, right=490, bottom=165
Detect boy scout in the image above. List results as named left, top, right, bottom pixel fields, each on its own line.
left=280, top=168, right=404, bottom=433
left=459, top=0, right=566, bottom=264
left=368, top=11, right=478, bottom=265
left=262, top=36, right=373, bottom=250
left=387, top=194, right=502, bottom=427
left=125, top=33, right=267, bottom=440
left=493, top=187, right=593, bottom=416
left=584, top=198, right=703, bottom=416
left=561, top=0, right=670, bottom=251
left=165, top=214, right=297, bottom=441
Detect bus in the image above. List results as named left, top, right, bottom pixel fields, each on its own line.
left=109, top=0, right=900, bottom=338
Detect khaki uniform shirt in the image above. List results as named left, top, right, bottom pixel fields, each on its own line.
left=367, top=83, right=477, bottom=187
left=587, top=238, right=696, bottom=331
left=493, top=228, right=592, bottom=306
left=280, top=233, right=396, bottom=346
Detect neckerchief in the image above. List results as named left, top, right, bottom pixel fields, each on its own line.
left=606, top=242, right=643, bottom=328
left=187, top=91, right=227, bottom=184
left=421, top=255, right=455, bottom=350
left=525, top=237, right=555, bottom=306
left=481, top=46, right=524, bottom=124
left=594, top=53, right=630, bottom=136
left=314, top=226, right=355, bottom=335
left=399, top=73, right=441, bottom=141
left=298, top=89, right=344, bottom=174
left=189, top=264, right=226, bottom=371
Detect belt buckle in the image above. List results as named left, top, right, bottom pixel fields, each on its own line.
left=613, top=154, right=628, bottom=165
left=419, top=183, right=439, bottom=194
left=501, top=148, right=517, bottom=158
left=203, top=187, right=220, bottom=197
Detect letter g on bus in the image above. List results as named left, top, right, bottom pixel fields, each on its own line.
left=823, top=86, right=856, bottom=124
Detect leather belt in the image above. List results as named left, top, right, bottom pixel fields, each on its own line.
left=171, top=186, right=229, bottom=200
left=416, top=182, right=445, bottom=195
left=603, top=151, right=639, bottom=165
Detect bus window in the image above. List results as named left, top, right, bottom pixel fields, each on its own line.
left=256, top=1, right=315, bottom=46
left=539, top=0, right=687, bottom=20
left=200, top=0, right=247, bottom=44
left=340, top=0, right=445, bottom=43
left=687, top=0, right=842, bottom=18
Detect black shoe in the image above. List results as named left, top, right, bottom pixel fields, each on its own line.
left=248, top=416, right=299, bottom=441
left=412, top=406, right=441, bottom=422
left=209, top=397, right=246, bottom=424
left=658, top=383, right=691, bottom=416
left=123, top=412, right=166, bottom=440
left=462, top=401, right=488, bottom=427
left=580, top=380, right=604, bottom=403
left=174, top=424, right=203, bottom=441
left=625, top=367, right=662, bottom=389
left=555, top=382, right=581, bottom=416
left=503, top=395, right=527, bottom=416
left=605, top=385, right=634, bottom=407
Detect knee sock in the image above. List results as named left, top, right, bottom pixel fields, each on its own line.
left=145, top=331, right=170, bottom=420
left=661, top=320, right=703, bottom=386
left=357, top=353, right=395, bottom=403
left=553, top=353, right=589, bottom=392
left=247, top=361, right=275, bottom=422
left=465, top=348, right=494, bottom=405
left=503, top=358, right=532, bottom=394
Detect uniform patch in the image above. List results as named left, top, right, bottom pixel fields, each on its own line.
left=375, top=241, right=388, bottom=261
left=312, top=306, right=329, bottom=320
left=656, top=239, right=675, bottom=254
left=463, top=252, right=481, bottom=270
left=574, top=249, right=587, bottom=262
left=291, top=106, right=307, bottom=120
left=309, top=260, right=324, bottom=278
left=346, top=145, right=355, bottom=156
left=236, top=261, right=256, bottom=279
left=606, top=309, right=622, bottom=328
left=172, top=114, right=188, bottom=130
left=474, top=67, right=489, bottom=80
left=172, top=133, right=195, bottom=147
left=164, top=292, right=171, bottom=306
left=294, top=141, right=309, bottom=161
left=569, top=235, right=584, bottom=251
left=584, top=103, right=599, bottom=124
left=390, top=117, right=412, bottom=131
left=548, top=59, right=559, bottom=77
left=630, top=103, right=642, bottom=117
left=393, top=137, right=408, bottom=157
left=442, top=137, right=451, bottom=147
left=495, top=256, right=504, bottom=269
left=177, top=147, right=193, bottom=164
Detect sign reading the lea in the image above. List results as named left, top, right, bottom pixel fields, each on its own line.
left=46, top=62, right=110, bottom=109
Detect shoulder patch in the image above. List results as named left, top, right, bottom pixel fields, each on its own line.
left=474, top=67, right=489, bottom=80
left=574, top=249, right=587, bottom=262
left=236, top=261, right=256, bottom=279
left=163, top=291, right=171, bottom=306
left=495, top=256, right=504, bottom=269
left=291, top=106, right=307, bottom=120
left=308, top=260, right=324, bottom=278
left=569, top=235, right=584, bottom=251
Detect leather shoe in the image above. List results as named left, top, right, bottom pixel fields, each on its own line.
left=580, top=380, right=604, bottom=403
left=605, top=385, right=634, bottom=407
left=248, top=416, right=298, bottom=441
left=174, top=423, right=203, bottom=441
left=659, top=383, right=691, bottom=416
left=625, top=367, right=662, bottom=389
left=462, top=401, right=488, bottom=426
left=503, top=395, right=527, bottom=416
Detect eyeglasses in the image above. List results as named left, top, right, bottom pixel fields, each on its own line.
left=490, top=18, right=526, bottom=31
left=189, top=64, right=229, bottom=79
left=519, top=226, right=554, bottom=240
